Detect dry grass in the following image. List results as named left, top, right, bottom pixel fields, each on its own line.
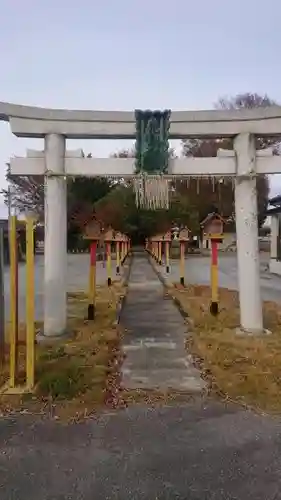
left=121, top=388, right=199, bottom=407
left=169, top=284, right=281, bottom=414
left=0, top=283, right=125, bottom=421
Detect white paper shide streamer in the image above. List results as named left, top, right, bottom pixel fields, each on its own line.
left=133, top=174, right=170, bottom=210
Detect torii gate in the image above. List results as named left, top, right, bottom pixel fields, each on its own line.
left=3, top=102, right=281, bottom=337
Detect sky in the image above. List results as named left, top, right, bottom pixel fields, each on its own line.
left=0, top=0, right=281, bottom=217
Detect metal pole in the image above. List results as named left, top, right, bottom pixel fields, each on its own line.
left=0, top=226, right=5, bottom=365
left=25, top=217, right=35, bottom=390
left=7, top=185, right=11, bottom=218
left=9, top=215, right=19, bottom=387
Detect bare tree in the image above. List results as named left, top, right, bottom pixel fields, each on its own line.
left=181, top=92, right=277, bottom=226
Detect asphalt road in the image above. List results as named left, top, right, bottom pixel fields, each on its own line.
left=1, top=401, right=281, bottom=499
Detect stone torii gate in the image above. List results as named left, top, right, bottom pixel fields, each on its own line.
left=2, top=102, right=281, bottom=337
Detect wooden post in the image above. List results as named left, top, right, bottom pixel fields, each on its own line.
left=116, top=241, right=120, bottom=274
left=178, top=228, right=190, bottom=287
left=158, top=240, right=162, bottom=265
left=180, top=241, right=185, bottom=286
left=200, top=213, right=225, bottom=317
left=210, top=238, right=219, bottom=316
left=106, top=241, right=112, bottom=286
left=88, top=241, right=97, bottom=320
left=165, top=241, right=170, bottom=273
left=83, top=218, right=102, bottom=320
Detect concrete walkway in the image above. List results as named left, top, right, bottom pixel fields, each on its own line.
left=121, top=251, right=205, bottom=392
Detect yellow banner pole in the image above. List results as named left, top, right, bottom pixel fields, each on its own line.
left=25, top=217, right=35, bottom=390
left=0, top=226, right=5, bottom=366
left=9, top=215, right=18, bottom=388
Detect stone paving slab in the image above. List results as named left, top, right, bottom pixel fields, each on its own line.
left=121, top=252, right=205, bottom=392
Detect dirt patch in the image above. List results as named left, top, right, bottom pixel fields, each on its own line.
left=169, top=284, right=281, bottom=414
left=120, top=388, right=202, bottom=407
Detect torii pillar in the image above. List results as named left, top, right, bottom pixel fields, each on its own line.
left=234, top=133, right=263, bottom=333
left=44, top=134, right=67, bottom=337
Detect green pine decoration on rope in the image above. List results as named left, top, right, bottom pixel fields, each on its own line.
left=135, top=109, right=171, bottom=174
